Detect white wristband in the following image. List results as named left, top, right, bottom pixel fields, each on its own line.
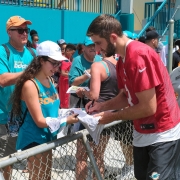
left=84, top=70, right=91, bottom=78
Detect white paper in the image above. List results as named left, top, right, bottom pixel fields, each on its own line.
left=46, top=117, right=67, bottom=133
left=66, top=86, right=90, bottom=93
left=57, top=108, right=104, bottom=144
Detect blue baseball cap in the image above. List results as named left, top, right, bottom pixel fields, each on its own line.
left=84, top=36, right=94, bottom=46
left=123, top=30, right=133, bottom=39
left=132, top=33, right=138, bottom=39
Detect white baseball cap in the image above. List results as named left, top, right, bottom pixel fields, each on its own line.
left=37, top=40, right=67, bottom=61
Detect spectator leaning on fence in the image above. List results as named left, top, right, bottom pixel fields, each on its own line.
left=75, top=51, right=118, bottom=179
left=0, top=15, right=35, bottom=180
left=86, top=14, right=180, bottom=180
left=10, top=41, right=79, bottom=180
left=68, top=36, right=101, bottom=108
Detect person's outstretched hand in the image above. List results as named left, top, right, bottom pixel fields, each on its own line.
left=67, top=114, right=79, bottom=124
left=76, top=87, right=85, bottom=98
left=94, top=111, right=114, bottom=124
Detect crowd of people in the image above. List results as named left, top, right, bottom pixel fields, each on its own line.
left=0, top=14, right=180, bottom=180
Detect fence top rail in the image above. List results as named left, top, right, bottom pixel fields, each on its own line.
left=0, top=119, right=123, bottom=169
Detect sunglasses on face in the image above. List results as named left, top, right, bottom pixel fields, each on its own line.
left=47, top=59, right=61, bottom=68
left=9, top=28, right=30, bottom=35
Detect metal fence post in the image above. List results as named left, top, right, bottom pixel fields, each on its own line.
left=82, top=135, right=103, bottom=180
left=167, top=19, right=174, bottom=73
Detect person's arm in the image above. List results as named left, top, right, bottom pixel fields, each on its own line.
left=61, top=61, right=70, bottom=77
left=61, top=70, right=69, bottom=77
left=21, top=80, right=78, bottom=128
left=0, top=72, right=23, bottom=87
left=69, top=57, right=90, bottom=86
left=86, top=89, right=129, bottom=113
left=84, top=63, right=101, bottom=100
left=71, top=69, right=90, bottom=86
left=97, top=87, right=157, bottom=124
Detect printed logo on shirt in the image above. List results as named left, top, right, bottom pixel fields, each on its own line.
left=149, top=172, right=160, bottom=180
left=39, top=92, right=59, bottom=105
left=139, top=67, right=146, bottom=73
left=14, top=61, right=28, bottom=69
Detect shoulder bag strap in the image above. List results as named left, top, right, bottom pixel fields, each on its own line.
left=2, top=44, right=10, bottom=60
left=26, top=47, right=36, bottom=58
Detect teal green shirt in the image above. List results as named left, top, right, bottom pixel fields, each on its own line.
left=69, top=54, right=102, bottom=87
left=16, top=78, right=60, bottom=150
left=0, top=43, right=35, bottom=124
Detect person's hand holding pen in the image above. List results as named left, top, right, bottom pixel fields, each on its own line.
left=85, top=100, right=102, bottom=114
left=87, top=99, right=95, bottom=114
left=66, top=114, right=79, bottom=124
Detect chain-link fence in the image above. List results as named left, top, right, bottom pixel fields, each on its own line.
left=0, top=121, right=135, bottom=180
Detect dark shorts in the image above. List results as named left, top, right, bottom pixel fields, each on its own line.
left=22, top=142, right=40, bottom=151
left=114, top=120, right=133, bottom=145
left=134, top=139, right=180, bottom=180
left=0, top=125, right=17, bottom=158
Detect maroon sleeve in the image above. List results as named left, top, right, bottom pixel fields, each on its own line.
left=127, top=48, right=162, bottom=93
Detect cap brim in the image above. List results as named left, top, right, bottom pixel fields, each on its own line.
left=84, top=43, right=94, bottom=46
left=13, top=20, right=32, bottom=27
left=48, top=55, right=68, bottom=62
left=145, top=36, right=161, bottom=41
left=17, top=20, right=32, bottom=26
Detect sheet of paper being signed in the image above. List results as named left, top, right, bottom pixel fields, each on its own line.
left=66, top=86, right=90, bottom=93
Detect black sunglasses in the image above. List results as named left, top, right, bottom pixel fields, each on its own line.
left=9, top=28, right=30, bottom=35
left=46, top=59, right=61, bottom=68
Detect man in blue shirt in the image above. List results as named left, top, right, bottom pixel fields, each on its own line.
left=69, top=36, right=101, bottom=108
left=0, top=15, right=35, bottom=179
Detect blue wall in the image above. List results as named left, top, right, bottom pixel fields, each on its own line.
left=0, top=5, right=134, bottom=45
left=0, top=5, right=100, bottom=44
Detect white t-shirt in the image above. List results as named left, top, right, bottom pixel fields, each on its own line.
left=133, top=122, right=180, bottom=147
left=160, top=45, right=167, bottom=66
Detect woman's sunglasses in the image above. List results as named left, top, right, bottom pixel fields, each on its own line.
left=9, top=28, right=30, bottom=35
left=47, top=59, right=61, bottom=68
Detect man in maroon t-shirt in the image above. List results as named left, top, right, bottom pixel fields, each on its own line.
left=85, top=14, right=180, bottom=180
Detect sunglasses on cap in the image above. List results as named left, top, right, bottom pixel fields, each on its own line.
left=9, top=28, right=30, bottom=34
left=46, top=59, right=61, bottom=68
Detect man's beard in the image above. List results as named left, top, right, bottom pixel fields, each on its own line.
left=105, top=42, right=116, bottom=57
